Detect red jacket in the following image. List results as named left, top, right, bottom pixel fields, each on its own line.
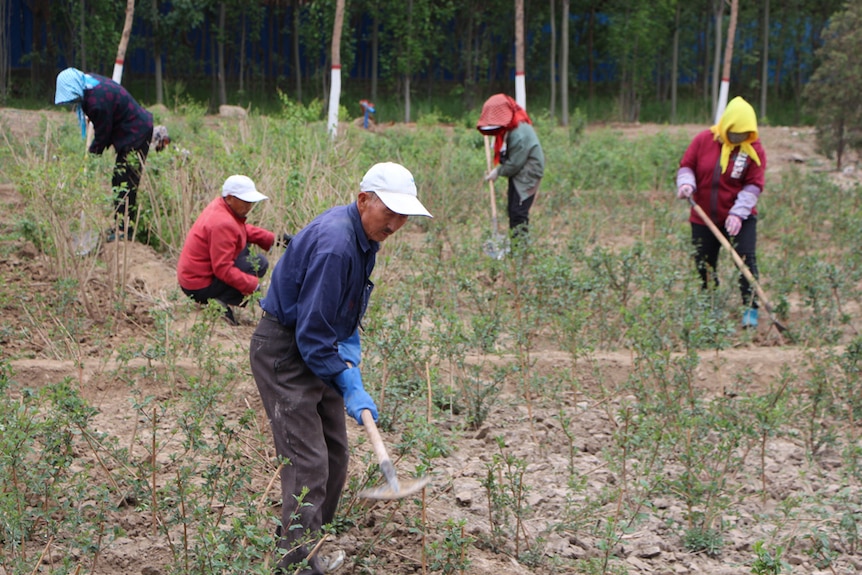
left=680, top=129, right=767, bottom=226
left=177, top=197, right=275, bottom=294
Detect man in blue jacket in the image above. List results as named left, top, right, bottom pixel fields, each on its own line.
left=249, top=162, right=432, bottom=574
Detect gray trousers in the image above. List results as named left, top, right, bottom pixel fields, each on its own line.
left=249, top=316, right=349, bottom=574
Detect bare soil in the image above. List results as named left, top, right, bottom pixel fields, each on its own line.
left=2, top=107, right=861, bottom=575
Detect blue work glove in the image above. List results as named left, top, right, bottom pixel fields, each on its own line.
left=337, top=329, right=361, bottom=367
left=333, top=367, right=378, bottom=425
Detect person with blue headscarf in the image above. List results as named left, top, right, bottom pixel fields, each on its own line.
left=54, top=67, right=154, bottom=242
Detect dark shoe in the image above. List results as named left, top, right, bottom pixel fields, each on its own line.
left=105, top=228, right=133, bottom=243
left=223, top=306, right=238, bottom=326
left=213, top=299, right=238, bottom=326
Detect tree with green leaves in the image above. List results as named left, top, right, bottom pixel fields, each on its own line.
left=803, top=1, right=862, bottom=170
left=606, top=0, right=675, bottom=122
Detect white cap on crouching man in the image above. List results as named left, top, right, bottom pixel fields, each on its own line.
left=360, top=162, right=433, bottom=218
left=222, top=175, right=269, bottom=203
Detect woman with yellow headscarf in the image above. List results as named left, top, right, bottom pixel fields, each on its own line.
left=675, top=96, right=767, bottom=328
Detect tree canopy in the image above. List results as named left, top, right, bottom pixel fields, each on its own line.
left=803, top=1, right=862, bottom=169
left=2, top=0, right=851, bottom=126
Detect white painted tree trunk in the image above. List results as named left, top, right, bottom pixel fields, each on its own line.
left=112, top=0, right=135, bottom=83
left=714, top=0, right=738, bottom=123
left=328, top=0, right=345, bottom=139
left=327, top=67, right=341, bottom=138
left=514, top=0, right=526, bottom=109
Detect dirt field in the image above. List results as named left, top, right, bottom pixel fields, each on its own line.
left=2, top=107, right=861, bottom=575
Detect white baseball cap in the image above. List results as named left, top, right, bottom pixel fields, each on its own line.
left=359, top=162, right=433, bottom=218
left=222, top=175, right=269, bottom=203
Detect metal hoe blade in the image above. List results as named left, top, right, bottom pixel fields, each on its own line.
left=71, top=210, right=100, bottom=256
left=482, top=135, right=508, bottom=259
left=359, top=410, right=431, bottom=500
left=483, top=234, right=509, bottom=260
left=358, top=474, right=431, bottom=501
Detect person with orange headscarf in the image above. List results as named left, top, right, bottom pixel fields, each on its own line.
left=676, top=96, right=767, bottom=328
left=476, top=94, right=545, bottom=240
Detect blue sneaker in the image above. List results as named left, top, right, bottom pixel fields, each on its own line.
left=742, top=308, right=759, bottom=328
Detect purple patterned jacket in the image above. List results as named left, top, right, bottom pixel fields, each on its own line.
left=82, top=74, right=153, bottom=154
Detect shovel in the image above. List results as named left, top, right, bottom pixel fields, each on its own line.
left=688, top=197, right=792, bottom=339
left=71, top=209, right=100, bottom=256
left=71, top=126, right=100, bottom=257
left=482, top=135, right=508, bottom=259
left=357, top=409, right=431, bottom=500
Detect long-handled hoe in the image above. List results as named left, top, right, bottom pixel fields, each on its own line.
left=357, top=409, right=431, bottom=500
left=482, top=135, right=508, bottom=260
left=688, top=197, right=792, bottom=340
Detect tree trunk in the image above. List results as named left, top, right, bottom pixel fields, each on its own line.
left=671, top=2, right=680, bottom=122
left=239, top=9, right=246, bottom=93
left=714, top=0, right=738, bottom=123
left=371, top=7, right=379, bottom=102
left=293, top=0, right=302, bottom=103
left=561, top=0, right=569, bottom=126
left=152, top=0, right=163, bottom=104
left=549, top=0, right=556, bottom=121
left=760, top=0, right=769, bottom=119
left=79, top=0, right=86, bottom=69
left=112, top=0, right=135, bottom=83
left=588, top=5, right=594, bottom=100
left=514, top=0, right=525, bottom=108
left=0, top=0, right=8, bottom=101
left=327, top=0, right=345, bottom=138
left=217, top=2, right=227, bottom=106
left=463, top=9, right=476, bottom=110
left=710, top=0, right=724, bottom=120
left=268, top=6, right=275, bottom=81
left=836, top=118, right=844, bottom=171
left=403, top=0, right=413, bottom=123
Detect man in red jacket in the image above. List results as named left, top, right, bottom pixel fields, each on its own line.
left=177, top=175, right=276, bottom=325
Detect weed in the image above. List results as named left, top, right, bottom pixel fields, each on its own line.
left=682, top=524, right=723, bottom=557
left=426, top=518, right=473, bottom=574
left=751, top=540, right=789, bottom=574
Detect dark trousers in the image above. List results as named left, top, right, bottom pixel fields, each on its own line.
left=691, top=216, right=759, bottom=308
left=112, top=140, right=151, bottom=229
left=182, top=246, right=268, bottom=307
left=250, top=317, right=349, bottom=575
left=507, top=178, right=537, bottom=238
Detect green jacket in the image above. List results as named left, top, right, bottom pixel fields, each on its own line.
left=498, top=122, right=545, bottom=201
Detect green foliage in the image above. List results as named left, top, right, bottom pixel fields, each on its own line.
left=277, top=89, right=324, bottom=124
left=5, top=104, right=862, bottom=574
left=803, top=2, right=862, bottom=169
left=426, top=518, right=473, bottom=574
left=751, top=540, right=789, bottom=574
left=682, top=525, right=723, bottom=557
left=0, top=366, right=114, bottom=574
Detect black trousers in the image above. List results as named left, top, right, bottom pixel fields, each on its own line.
left=112, top=139, right=151, bottom=228
left=507, top=178, right=537, bottom=238
left=250, top=317, right=349, bottom=575
left=181, top=246, right=268, bottom=307
left=691, top=216, right=759, bottom=308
